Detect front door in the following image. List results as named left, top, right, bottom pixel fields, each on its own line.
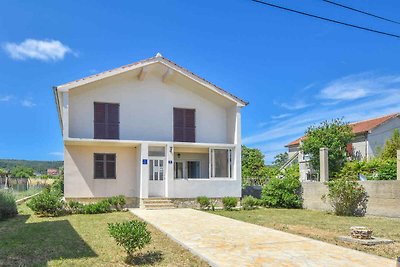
left=148, top=157, right=165, bottom=197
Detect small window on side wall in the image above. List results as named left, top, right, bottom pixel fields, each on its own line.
left=94, top=153, right=116, bottom=179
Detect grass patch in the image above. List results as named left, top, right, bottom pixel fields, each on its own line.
left=211, top=208, right=400, bottom=259
left=0, top=204, right=208, bottom=266
left=11, top=187, right=43, bottom=200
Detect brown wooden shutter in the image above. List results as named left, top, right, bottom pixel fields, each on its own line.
left=173, top=108, right=195, bottom=142
left=107, top=104, right=119, bottom=139
left=174, top=108, right=185, bottom=142
left=94, top=103, right=119, bottom=139
left=94, top=103, right=106, bottom=139
left=184, top=109, right=195, bottom=142
left=346, top=143, right=353, bottom=157
left=106, top=154, right=116, bottom=178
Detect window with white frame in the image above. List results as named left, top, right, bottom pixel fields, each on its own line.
left=210, top=148, right=232, bottom=178
left=174, top=160, right=201, bottom=179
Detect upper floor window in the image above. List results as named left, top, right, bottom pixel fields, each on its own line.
left=94, top=102, right=119, bottom=139
left=173, top=108, right=195, bottom=142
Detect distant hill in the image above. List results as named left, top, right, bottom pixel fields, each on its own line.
left=0, top=159, right=63, bottom=174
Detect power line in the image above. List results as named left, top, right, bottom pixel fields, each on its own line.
left=251, top=0, right=400, bottom=39
left=322, top=0, right=400, bottom=25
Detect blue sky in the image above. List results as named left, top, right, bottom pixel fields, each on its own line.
left=1, top=0, right=400, bottom=162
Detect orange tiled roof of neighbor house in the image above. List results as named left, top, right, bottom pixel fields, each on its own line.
left=285, top=113, right=400, bottom=147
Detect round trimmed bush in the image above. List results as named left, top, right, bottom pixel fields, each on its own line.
left=222, top=197, right=238, bottom=210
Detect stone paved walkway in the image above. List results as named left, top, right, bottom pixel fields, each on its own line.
left=130, top=209, right=393, bottom=267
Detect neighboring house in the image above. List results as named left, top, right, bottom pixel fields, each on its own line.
left=53, top=53, right=248, bottom=207
left=285, top=113, right=400, bottom=181
left=47, top=168, right=59, bottom=176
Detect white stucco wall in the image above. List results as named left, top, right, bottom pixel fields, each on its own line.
left=169, top=179, right=241, bottom=198
left=64, top=145, right=139, bottom=198
left=68, top=64, right=237, bottom=144
left=368, top=117, right=400, bottom=159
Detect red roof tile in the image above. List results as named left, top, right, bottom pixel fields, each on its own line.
left=285, top=113, right=399, bottom=147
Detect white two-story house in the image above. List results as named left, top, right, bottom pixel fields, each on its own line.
left=53, top=53, right=248, bottom=207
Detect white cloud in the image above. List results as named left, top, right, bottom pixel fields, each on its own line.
left=0, top=95, right=12, bottom=101
left=319, top=73, right=400, bottom=101
left=274, top=100, right=311, bottom=110
left=21, top=99, right=36, bottom=107
left=3, top=39, right=74, bottom=61
left=49, top=152, right=64, bottom=157
left=271, top=113, right=292, bottom=120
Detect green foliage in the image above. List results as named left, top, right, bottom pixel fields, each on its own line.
left=241, top=146, right=268, bottom=186
left=272, top=152, right=289, bottom=168
left=335, top=158, right=396, bottom=181
left=27, top=188, right=64, bottom=216
left=261, top=165, right=302, bottom=208
left=241, top=196, right=259, bottom=210
left=0, top=168, right=8, bottom=178
left=301, top=118, right=354, bottom=176
left=0, top=159, right=63, bottom=175
left=196, top=196, right=210, bottom=210
left=108, top=220, right=151, bottom=256
left=323, top=178, right=368, bottom=216
left=10, top=166, right=34, bottom=178
left=107, top=195, right=126, bottom=211
left=67, top=201, right=84, bottom=214
left=0, top=190, right=18, bottom=220
left=380, top=129, right=400, bottom=160
left=82, top=200, right=111, bottom=214
left=222, top=197, right=238, bottom=210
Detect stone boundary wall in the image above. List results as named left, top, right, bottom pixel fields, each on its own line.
left=302, top=180, right=400, bottom=218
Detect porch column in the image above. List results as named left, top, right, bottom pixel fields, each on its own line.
left=165, top=143, right=174, bottom=198
left=320, top=147, right=329, bottom=182
left=139, top=143, right=149, bottom=199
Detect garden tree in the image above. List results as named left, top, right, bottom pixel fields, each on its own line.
left=241, top=145, right=268, bottom=186
left=10, top=166, right=34, bottom=178
left=301, top=118, right=354, bottom=177
left=272, top=152, right=289, bottom=168
left=380, top=129, right=400, bottom=160
left=0, top=168, right=8, bottom=178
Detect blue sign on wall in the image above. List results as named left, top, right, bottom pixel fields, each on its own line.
left=142, top=159, right=148, bottom=165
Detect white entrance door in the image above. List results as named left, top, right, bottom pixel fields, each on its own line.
left=148, top=157, right=165, bottom=197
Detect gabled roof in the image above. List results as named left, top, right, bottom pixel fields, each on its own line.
left=285, top=113, right=400, bottom=147
left=54, top=53, right=248, bottom=106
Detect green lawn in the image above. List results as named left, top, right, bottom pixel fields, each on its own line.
left=212, top=208, right=400, bottom=259
left=12, top=187, right=43, bottom=200
left=0, top=204, right=208, bottom=266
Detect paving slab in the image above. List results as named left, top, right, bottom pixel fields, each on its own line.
left=130, top=208, right=394, bottom=267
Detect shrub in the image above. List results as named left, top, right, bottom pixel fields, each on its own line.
left=27, top=188, right=63, bottom=216
left=241, top=196, right=259, bottom=210
left=196, top=196, right=210, bottom=210
left=334, top=158, right=396, bottom=180
left=0, top=190, right=18, bottom=220
left=107, top=195, right=126, bottom=210
left=82, top=200, right=111, bottom=214
left=67, top=201, right=84, bottom=214
left=108, top=220, right=151, bottom=256
left=261, top=166, right=302, bottom=208
left=376, top=159, right=396, bottom=180
left=222, top=197, right=238, bottom=210
left=51, top=175, right=64, bottom=195
left=323, top=178, right=368, bottom=216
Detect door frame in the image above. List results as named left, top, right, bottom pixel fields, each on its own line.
left=148, top=156, right=166, bottom=197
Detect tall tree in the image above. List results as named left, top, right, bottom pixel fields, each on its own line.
left=241, top=145, right=268, bottom=186
left=301, top=118, right=354, bottom=176
left=380, top=129, right=400, bottom=160
left=272, top=152, right=289, bottom=168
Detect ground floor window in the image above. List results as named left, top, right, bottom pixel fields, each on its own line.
left=174, top=160, right=201, bottom=179
left=94, top=153, right=116, bottom=179
left=210, top=148, right=232, bottom=178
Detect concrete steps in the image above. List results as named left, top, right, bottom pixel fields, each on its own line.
left=142, top=198, right=176, bottom=210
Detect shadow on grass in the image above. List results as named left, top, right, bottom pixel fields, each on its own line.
left=126, top=251, right=164, bottom=266
left=0, top=214, right=97, bottom=266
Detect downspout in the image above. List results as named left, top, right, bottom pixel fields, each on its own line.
left=365, top=132, right=368, bottom=160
